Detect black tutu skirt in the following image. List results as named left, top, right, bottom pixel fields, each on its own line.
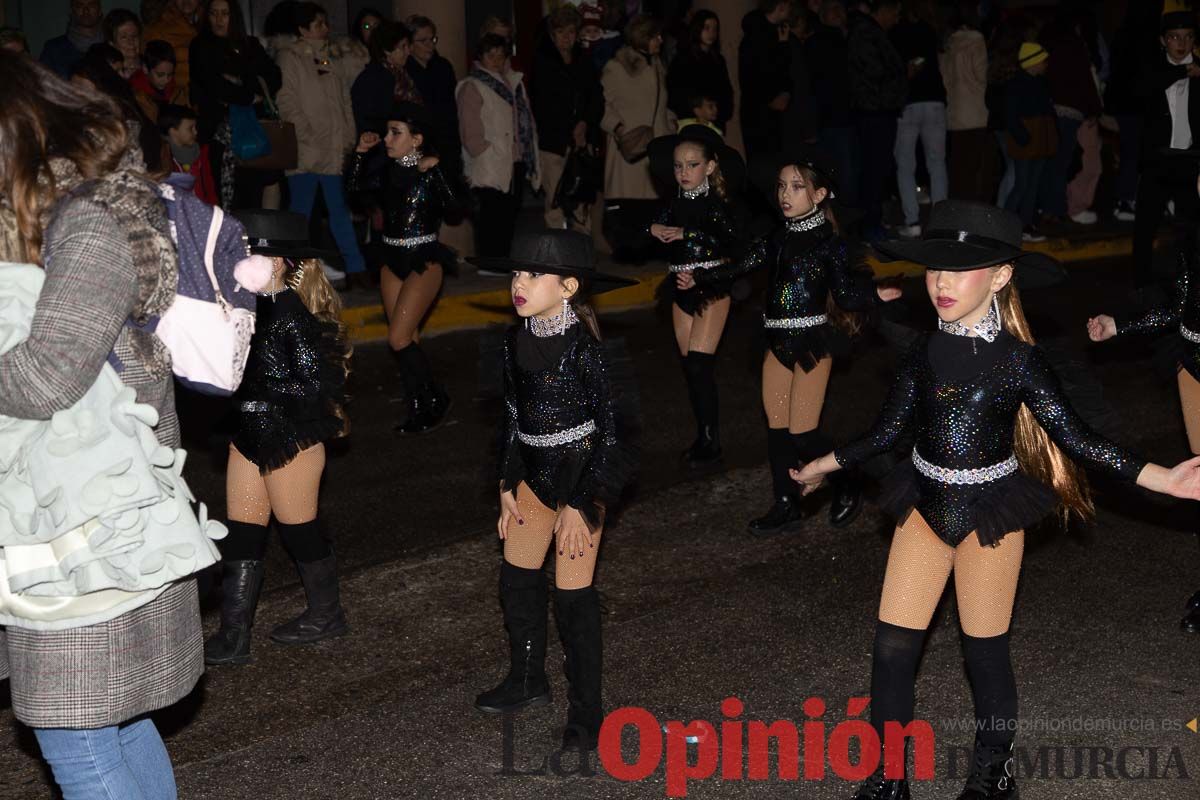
left=765, top=325, right=852, bottom=373
left=376, top=239, right=458, bottom=279
left=232, top=408, right=344, bottom=474
left=876, top=459, right=1059, bottom=547
left=670, top=270, right=731, bottom=316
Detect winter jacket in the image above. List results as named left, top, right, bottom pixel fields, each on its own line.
left=143, top=5, right=199, bottom=104
left=600, top=46, right=676, bottom=199
left=1040, top=27, right=1103, bottom=118
left=1005, top=70, right=1056, bottom=153
left=848, top=14, right=907, bottom=112
left=940, top=29, right=988, bottom=130
left=532, top=37, right=604, bottom=156
left=188, top=33, right=281, bottom=144
left=666, top=45, right=734, bottom=126
left=891, top=18, right=945, bottom=105
left=1139, top=54, right=1200, bottom=165
left=275, top=37, right=357, bottom=176
left=456, top=64, right=542, bottom=193
left=805, top=24, right=853, bottom=129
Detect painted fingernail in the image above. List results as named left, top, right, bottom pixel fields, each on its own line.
left=518, top=519, right=524, bottom=525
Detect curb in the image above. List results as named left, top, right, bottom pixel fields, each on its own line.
left=342, top=233, right=1135, bottom=343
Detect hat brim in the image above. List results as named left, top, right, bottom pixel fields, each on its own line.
left=648, top=135, right=746, bottom=195
left=248, top=243, right=341, bottom=261
left=873, top=240, right=1066, bottom=289
left=466, top=258, right=640, bottom=293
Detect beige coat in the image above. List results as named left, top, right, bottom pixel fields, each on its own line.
left=275, top=37, right=358, bottom=175
left=456, top=65, right=542, bottom=193
left=600, top=47, right=675, bottom=199
left=940, top=29, right=989, bottom=132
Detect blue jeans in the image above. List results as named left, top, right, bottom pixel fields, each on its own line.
left=894, top=101, right=948, bottom=225
left=287, top=173, right=365, bottom=274
left=34, top=718, right=177, bottom=800
left=1007, top=158, right=1048, bottom=226
left=1040, top=115, right=1081, bottom=217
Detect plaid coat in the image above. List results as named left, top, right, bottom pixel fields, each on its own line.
left=0, top=195, right=203, bottom=728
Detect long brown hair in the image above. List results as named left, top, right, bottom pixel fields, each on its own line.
left=996, top=277, right=1094, bottom=522
left=563, top=276, right=602, bottom=341
left=283, top=258, right=353, bottom=436
left=0, top=51, right=130, bottom=263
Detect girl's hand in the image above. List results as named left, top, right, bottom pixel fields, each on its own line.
left=676, top=270, right=696, bottom=290
left=877, top=284, right=902, bottom=302
left=418, top=155, right=439, bottom=172
left=1154, top=456, right=1200, bottom=500
left=650, top=223, right=682, bottom=242
left=789, top=452, right=840, bottom=495
left=554, top=505, right=593, bottom=559
left=1086, top=314, right=1116, bottom=342
left=497, top=489, right=523, bottom=539
left=357, top=131, right=380, bottom=153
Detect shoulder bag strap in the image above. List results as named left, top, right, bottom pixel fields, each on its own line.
left=205, top=206, right=232, bottom=314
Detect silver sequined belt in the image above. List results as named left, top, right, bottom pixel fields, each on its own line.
left=382, top=233, right=438, bottom=248
left=912, top=448, right=1019, bottom=485
left=762, top=313, right=828, bottom=330
left=518, top=420, right=596, bottom=447
left=240, top=401, right=275, bottom=413
left=1181, top=324, right=1200, bottom=344
left=668, top=259, right=723, bottom=274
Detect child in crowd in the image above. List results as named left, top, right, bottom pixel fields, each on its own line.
left=160, top=103, right=218, bottom=205
left=676, top=92, right=724, bottom=136
left=131, top=39, right=183, bottom=123
left=1003, top=42, right=1057, bottom=242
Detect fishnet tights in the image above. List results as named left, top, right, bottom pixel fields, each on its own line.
left=226, top=443, right=325, bottom=526
left=761, top=351, right=832, bottom=433
left=504, top=482, right=603, bottom=590
left=671, top=297, right=731, bottom=356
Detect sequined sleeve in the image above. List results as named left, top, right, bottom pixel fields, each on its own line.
left=344, top=149, right=384, bottom=194
left=683, top=198, right=743, bottom=258
left=1020, top=345, right=1146, bottom=481
left=826, top=238, right=879, bottom=312
left=499, top=333, right=525, bottom=492
left=649, top=203, right=672, bottom=231
left=567, top=336, right=622, bottom=525
left=695, top=232, right=770, bottom=288
left=425, top=165, right=465, bottom=219
left=1115, top=252, right=1188, bottom=336
left=833, top=340, right=922, bottom=468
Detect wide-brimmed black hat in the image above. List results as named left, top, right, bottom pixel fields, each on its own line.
left=750, top=145, right=842, bottom=200
left=364, top=100, right=437, bottom=140
left=648, top=124, right=746, bottom=195
left=235, top=209, right=337, bottom=260
left=873, top=200, right=1066, bottom=288
left=468, top=230, right=639, bottom=292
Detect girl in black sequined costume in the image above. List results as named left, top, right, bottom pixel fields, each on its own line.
left=793, top=201, right=1200, bottom=800
left=1089, top=219, right=1200, bottom=633
left=647, top=125, right=745, bottom=466
left=468, top=229, right=636, bottom=753
left=205, top=210, right=352, bottom=667
left=684, top=150, right=900, bottom=534
left=346, top=101, right=461, bottom=433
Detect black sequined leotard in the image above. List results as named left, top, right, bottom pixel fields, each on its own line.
left=345, top=150, right=461, bottom=278
left=1115, top=250, right=1200, bottom=381
left=499, top=323, right=631, bottom=529
left=834, top=330, right=1146, bottom=547
left=651, top=191, right=743, bottom=315
left=695, top=209, right=876, bottom=371
left=233, top=288, right=348, bottom=473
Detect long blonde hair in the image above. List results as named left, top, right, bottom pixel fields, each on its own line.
left=997, top=279, right=1094, bottom=523
left=284, top=258, right=353, bottom=436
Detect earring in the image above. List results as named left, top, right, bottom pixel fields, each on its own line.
left=562, top=297, right=570, bottom=331
left=992, top=293, right=1001, bottom=331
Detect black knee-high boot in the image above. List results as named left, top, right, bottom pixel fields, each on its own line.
left=793, top=429, right=862, bottom=528
left=395, top=342, right=451, bottom=434
left=475, top=562, right=552, bottom=713
left=554, top=585, right=603, bottom=750
left=270, top=520, right=349, bottom=645
left=681, top=352, right=721, bottom=465
left=749, top=428, right=804, bottom=535
left=204, top=521, right=269, bottom=666
left=850, top=621, right=925, bottom=799
left=957, top=633, right=1019, bottom=799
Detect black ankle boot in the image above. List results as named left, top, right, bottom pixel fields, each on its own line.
left=1182, top=589, right=1200, bottom=633
left=270, top=554, right=350, bottom=645
left=851, top=769, right=911, bottom=799
left=828, top=470, right=863, bottom=528
left=475, top=564, right=552, bottom=714
left=683, top=424, right=722, bottom=466
left=748, top=496, right=805, bottom=536
left=396, top=383, right=452, bottom=434
left=956, top=740, right=1018, bottom=799
left=204, top=560, right=266, bottom=666
left=555, top=586, right=603, bottom=751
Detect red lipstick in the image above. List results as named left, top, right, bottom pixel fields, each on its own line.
left=936, top=296, right=956, bottom=308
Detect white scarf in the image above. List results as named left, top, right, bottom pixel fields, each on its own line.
left=1167, top=52, right=1194, bottom=150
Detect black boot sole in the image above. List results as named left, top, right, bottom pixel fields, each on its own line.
left=270, top=622, right=350, bottom=646
left=829, top=497, right=863, bottom=529
left=474, top=692, right=552, bottom=714
left=204, top=652, right=252, bottom=666
left=747, top=517, right=804, bottom=537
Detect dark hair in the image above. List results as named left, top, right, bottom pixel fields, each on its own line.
left=944, top=0, right=979, bottom=32
left=547, top=5, right=582, bottom=33
left=624, top=14, right=662, bottom=52
left=293, top=2, right=326, bottom=35
left=263, top=0, right=300, bottom=37
left=0, top=51, right=129, bottom=262
left=157, top=102, right=196, bottom=133
left=687, top=9, right=720, bottom=54
left=352, top=6, right=386, bottom=45
left=142, top=38, right=175, bottom=68
left=475, top=32, right=508, bottom=60
left=369, top=20, right=411, bottom=63
left=564, top=278, right=602, bottom=341
left=687, top=91, right=716, bottom=111
left=200, top=0, right=248, bottom=44
left=75, top=43, right=126, bottom=79
left=103, top=8, right=141, bottom=45
left=406, top=14, right=435, bottom=36
left=0, top=27, right=29, bottom=53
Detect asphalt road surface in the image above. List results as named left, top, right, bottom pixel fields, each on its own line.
left=1, top=257, right=1198, bottom=799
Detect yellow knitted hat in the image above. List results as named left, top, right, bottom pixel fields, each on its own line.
left=1018, top=42, right=1048, bottom=69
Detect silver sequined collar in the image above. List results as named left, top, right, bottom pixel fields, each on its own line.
left=397, top=150, right=422, bottom=167
left=527, top=304, right=579, bottom=337
left=938, top=296, right=1002, bottom=343
left=784, top=208, right=826, bottom=233
left=681, top=179, right=710, bottom=200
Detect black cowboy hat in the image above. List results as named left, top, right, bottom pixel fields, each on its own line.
left=873, top=200, right=1066, bottom=288
left=469, top=229, right=639, bottom=293
left=234, top=209, right=338, bottom=260
left=364, top=100, right=437, bottom=140
left=648, top=124, right=746, bottom=195
left=749, top=144, right=842, bottom=200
